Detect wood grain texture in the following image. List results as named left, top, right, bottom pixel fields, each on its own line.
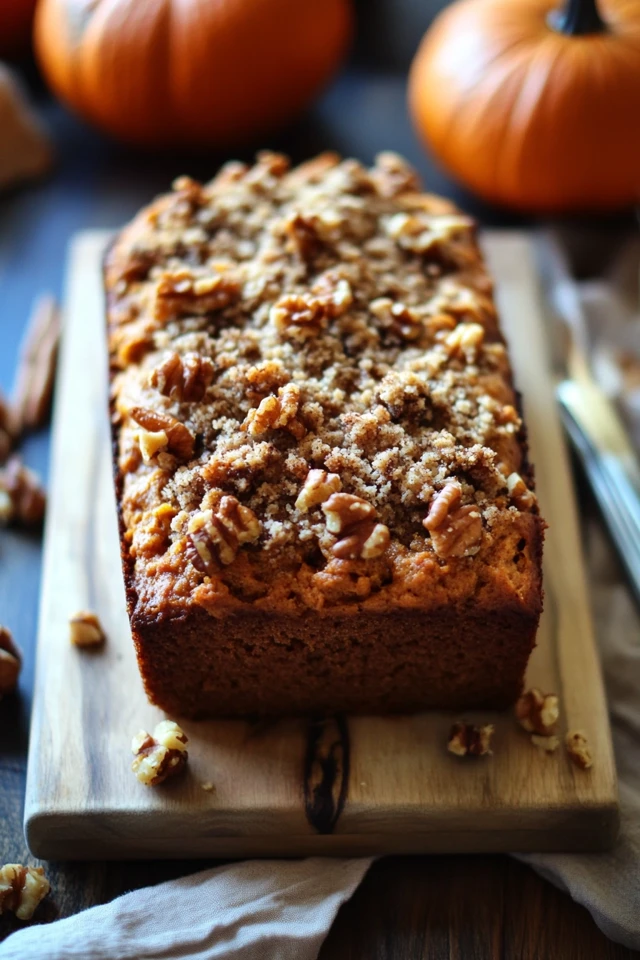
left=23, top=230, right=618, bottom=860
left=319, top=856, right=638, bottom=960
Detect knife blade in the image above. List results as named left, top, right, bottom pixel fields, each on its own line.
left=535, top=231, right=640, bottom=607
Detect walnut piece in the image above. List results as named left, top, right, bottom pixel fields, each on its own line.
left=321, top=492, right=390, bottom=560
left=0, top=390, right=17, bottom=465
left=270, top=274, right=352, bottom=342
left=0, top=864, right=50, bottom=921
left=423, top=481, right=461, bottom=530
left=385, top=212, right=474, bottom=255
left=430, top=279, right=495, bottom=325
left=149, top=352, right=215, bottom=402
left=114, top=248, right=157, bottom=286
left=245, top=361, right=289, bottom=404
left=310, top=272, right=353, bottom=317
left=250, top=149, right=290, bottom=180
left=284, top=213, right=324, bottom=262
left=370, top=151, right=421, bottom=198
left=270, top=293, right=328, bottom=340
left=172, top=174, right=206, bottom=205
left=531, top=734, right=560, bottom=753
left=515, top=688, right=559, bottom=735
left=423, top=483, right=482, bottom=559
left=507, top=472, right=537, bottom=511
left=69, top=610, right=105, bottom=648
left=188, top=495, right=261, bottom=573
left=447, top=721, right=494, bottom=757
left=130, top=407, right=195, bottom=460
left=295, top=469, right=342, bottom=513
left=322, top=492, right=376, bottom=533
left=444, top=322, right=485, bottom=363
left=136, top=428, right=169, bottom=464
left=283, top=152, right=340, bottom=188
left=369, top=297, right=422, bottom=341
left=427, top=506, right=482, bottom=559
left=0, top=626, right=21, bottom=696
left=243, top=383, right=305, bottom=439
left=131, top=720, right=189, bottom=786
left=154, top=269, right=240, bottom=321
left=0, top=430, right=11, bottom=466
left=12, top=293, right=60, bottom=433
left=0, top=455, right=46, bottom=527
left=565, top=730, right=593, bottom=770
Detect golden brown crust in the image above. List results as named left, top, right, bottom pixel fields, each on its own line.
left=107, top=151, right=544, bottom=716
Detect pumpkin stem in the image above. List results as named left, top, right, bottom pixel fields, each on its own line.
left=549, top=0, right=606, bottom=35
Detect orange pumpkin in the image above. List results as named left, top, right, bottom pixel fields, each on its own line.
left=409, top=0, right=640, bottom=213
left=0, top=0, right=37, bottom=59
left=34, top=0, right=352, bottom=148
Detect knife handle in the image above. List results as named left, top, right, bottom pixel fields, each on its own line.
left=557, top=380, right=640, bottom=609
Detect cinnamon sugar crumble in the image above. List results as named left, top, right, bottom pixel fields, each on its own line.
left=107, top=152, right=540, bottom=612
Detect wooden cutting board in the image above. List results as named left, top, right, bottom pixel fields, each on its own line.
left=24, top=230, right=618, bottom=860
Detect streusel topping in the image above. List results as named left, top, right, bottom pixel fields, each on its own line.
left=107, top=152, right=540, bottom=614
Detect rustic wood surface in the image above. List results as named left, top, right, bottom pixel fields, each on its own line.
left=21, top=229, right=618, bottom=861
left=1, top=60, right=637, bottom=955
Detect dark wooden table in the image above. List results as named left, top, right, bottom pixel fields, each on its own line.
left=0, top=63, right=637, bottom=958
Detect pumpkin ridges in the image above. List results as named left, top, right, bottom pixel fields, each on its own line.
left=79, top=0, right=172, bottom=141
left=409, top=3, right=549, bottom=199
left=509, top=36, right=640, bottom=209
left=409, top=4, right=506, bottom=141
left=162, top=0, right=352, bottom=143
left=498, top=39, right=567, bottom=205
left=35, top=0, right=352, bottom=147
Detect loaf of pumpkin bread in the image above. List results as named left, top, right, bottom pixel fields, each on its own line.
left=106, top=151, right=545, bottom=718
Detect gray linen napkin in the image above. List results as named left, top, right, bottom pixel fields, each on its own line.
left=3, top=247, right=640, bottom=958
left=0, top=858, right=373, bottom=959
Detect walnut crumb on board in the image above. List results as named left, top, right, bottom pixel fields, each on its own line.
left=69, top=611, right=106, bottom=648
left=531, top=734, right=560, bottom=753
left=131, top=720, right=189, bottom=786
left=447, top=721, right=494, bottom=757
left=565, top=731, right=593, bottom=770
left=515, top=688, right=559, bottom=736
left=0, top=626, right=21, bottom=696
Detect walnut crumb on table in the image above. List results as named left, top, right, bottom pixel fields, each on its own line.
left=0, top=865, right=50, bottom=921
left=0, top=626, right=21, bottom=696
left=0, top=455, right=46, bottom=527
left=0, top=390, right=17, bottom=465
left=131, top=720, right=189, bottom=786
left=447, top=721, right=494, bottom=757
left=12, top=293, right=60, bottom=433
